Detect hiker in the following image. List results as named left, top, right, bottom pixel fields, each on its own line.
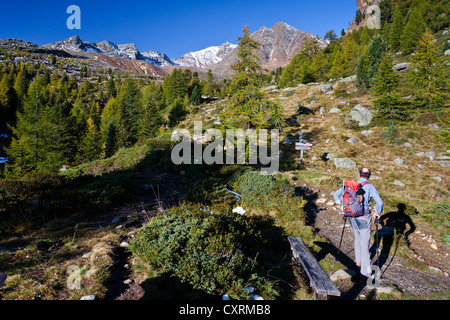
left=333, top=167, right=384, bottom=282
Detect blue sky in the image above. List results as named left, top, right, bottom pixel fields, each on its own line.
left=0, top=1, right=356, bottom=59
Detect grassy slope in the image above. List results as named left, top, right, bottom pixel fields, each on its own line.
left=1, top=61, right=449, bottom=301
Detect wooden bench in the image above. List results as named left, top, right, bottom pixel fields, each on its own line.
left=288, top=237, right=340, bottom=300
left=0, top=273, right=6, bottom=288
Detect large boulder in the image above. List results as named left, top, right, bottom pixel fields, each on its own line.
left=393, top=62, right=409, bottom=71
left=319, top=83, right=333, bottom=93
left=333, top=158, right=357, bottom=169
left=349, top=104, right=373, bottom=127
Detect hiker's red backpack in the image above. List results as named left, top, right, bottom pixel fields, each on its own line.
left=342, top=180, right=370, bottom=217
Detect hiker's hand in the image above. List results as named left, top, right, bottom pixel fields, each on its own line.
left=374, top=213, right=381, bottom=220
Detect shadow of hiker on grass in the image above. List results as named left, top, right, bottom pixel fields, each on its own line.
left=370, top=203, right=416, bottom=274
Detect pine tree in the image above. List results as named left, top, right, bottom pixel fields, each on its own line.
left=80, top=116, right=103, bottom=162
left=367, top=35, right=388, bottom=84
left=6, top=76, right=46, bottom=174
left=356, top=52, right=370, bottom=89
left=227, top=25, right=269, bottom=128
left=104, top=120, right=117, bottom=158
left=372, top=54, right=407, bottom=121
left=379, top=0, right=393, bottom=28
left=190, top=85, right=202, bottom=105
left=408, top=30, right=448, bottom=110
left=401, top=8, right=426, bottom=54
left=116, top=78, right=142, bottom=148
left=167, top=98, right=187, bottom=128
left=389, top=7, right=403, bottom=52
left=106, top=76, right=117, bottom=99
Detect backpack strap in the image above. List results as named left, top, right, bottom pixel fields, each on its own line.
left=361, top=181, right=371, bottom=187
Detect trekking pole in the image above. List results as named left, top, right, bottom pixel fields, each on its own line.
left=336, top=215, right=347, bottom=256
left=336, top=180, right=346, bottom=256
left=374, top=217, right=380, bottom=270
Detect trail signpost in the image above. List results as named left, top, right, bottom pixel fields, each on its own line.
left=295, top=131, right=313, bottom=165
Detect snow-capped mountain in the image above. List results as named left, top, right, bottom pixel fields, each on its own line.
left=210, top=22, right=329, bottom=76
left=141, top=50, right=175, bottom=67
left=43, top=36, right=176, bottom=67
left=173, top=41, right=237, bottom=69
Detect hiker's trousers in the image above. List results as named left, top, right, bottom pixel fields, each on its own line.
left=349, top=215, right=372, bottom=277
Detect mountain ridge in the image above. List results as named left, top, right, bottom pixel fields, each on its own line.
left=210, top=21, right=329, bottom=76
left=42, top=36, right=177, bottom=67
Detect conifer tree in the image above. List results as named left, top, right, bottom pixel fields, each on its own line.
left=227, top=25, right=269, bottom=128
left=167, top=98, right=187, bottom=128
left=140, top=84, right=164, bottom=138
left=116, top=78, right=142, bottom=148
left=389, top=7, right=404, bottom=51
left=408, top=30, right=448, bottom=110
left=367, top=35, right=388, bottom=84
left=6, top=76, right=46, bottom=174
left=106, top=76, right=117, bottom=99
left=401, top=8, right=426, bottom=54
left=190, top=85, right=202, bottom=105
left=104, top=120, right=117, bottom=158
left=356, top=52, right=370, bottom=89
left=80, top=116, right=103, bottom=162
left=372, top=54, right=406, bottom=121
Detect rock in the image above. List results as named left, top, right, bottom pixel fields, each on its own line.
left=339, top=75, right=357, bottom=83
left=376, top=287, right=394, bottom=295
left=119, top=242, right=129, bottom=248
left=402, top=142, right=413, bottom=147
left=432, top=176, right=443, bottom=183
left=80, top=294, right=96, bottom=300
left=436, top=161, right=450, bottom=167
left=393, top=62, right=409, bottom=71
left=334, top=158, right=357, bottom=169
left=319, top=83, right=333, bottom=93
left=361, top=130, right=373, bottom=137
left=123, top=279, right=133, bottom=285
left=394, top=158, right=404, bottom=165
left=445, top=49, right=450, bottom=56
left=329, top=107, right=341, bottom=114
left=310, top=97, right=317, bottom=104
left=392, top=180, right=406, bottom=188
left=112, top=217, right=122, bottom=224
left=297, top=83, right=306, bottom=88
left=349, top=104, right=373, bottom=127
left=308, top=91, right=315, bottom=96
left=331, top=126, right=337, bottom=132
left=330, top=269, right=355, bottom=281
left=59, top=165, right=70, bottom=172
left=264, top=85, right=277, bottom=91
left=232, top=206, right=246, bottom=215
left=416, top=152, right=424, bottom=156
left=323, top=153, right=335, bottom=160
left=424, top=151, right=435, bottom=158
left=82, top=252, right=93, bottom=259
left=347, top=138, right=357, bottom=144
left=417, top=164, right=425, bottom=169
left=319, top=107, right=325, bottom=115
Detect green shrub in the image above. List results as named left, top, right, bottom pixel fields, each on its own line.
left=230, top=171, right=305, bottom=219
left=130, top=203, right=279, bottom=299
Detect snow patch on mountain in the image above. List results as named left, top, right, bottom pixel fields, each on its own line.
left=173, top=41, right=237, bottom=69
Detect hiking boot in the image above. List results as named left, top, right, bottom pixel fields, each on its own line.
left=351, top=273, right=368, bottom=284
